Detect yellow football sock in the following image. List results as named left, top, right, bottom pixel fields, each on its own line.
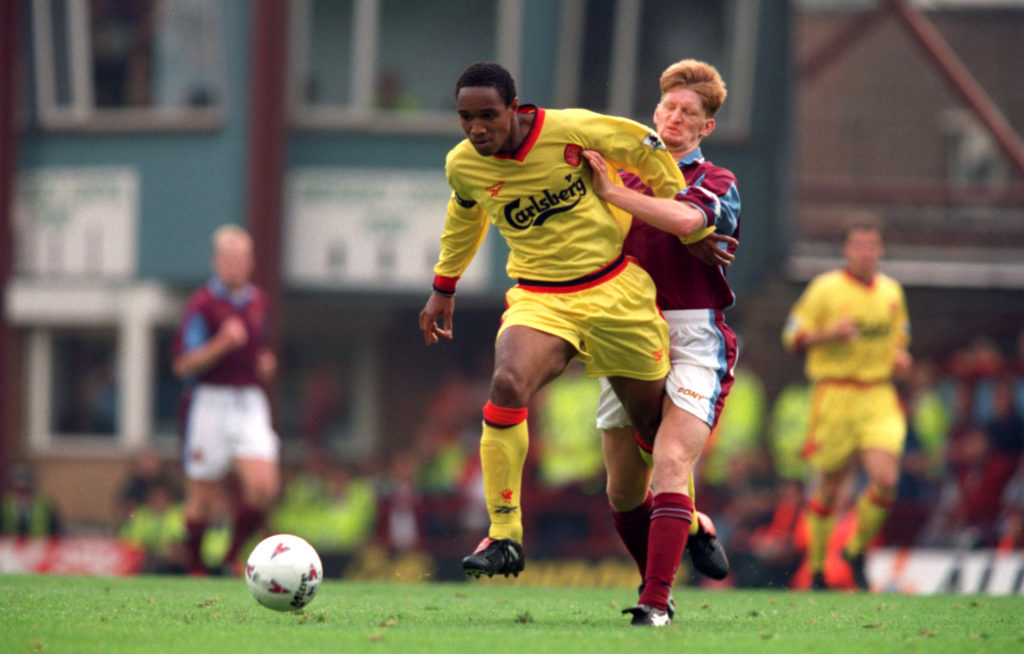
left=688, top=473, right=699, bottom=536
left=480, top=420, right=529, bottom=543
left=845, top=486, right=893, bottom=556
left=806, top=500, right=835, bottom=575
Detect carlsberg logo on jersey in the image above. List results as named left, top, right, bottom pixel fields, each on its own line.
left=503, top=174, right=587, bottom=230
left=855, top=319, right=892, bottom=339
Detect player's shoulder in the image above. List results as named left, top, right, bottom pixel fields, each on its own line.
left=553, top=106, right=644, bottom=131
left=815, top=268, right=847, bottom=284
left=445, top=139, right=477, bottom=166
left=547, top=106, right=594, bottom=122
left=178, top=286, right=214, bottom=323
left=444, top=141, right=485, bottom=192
left=184, top=285, right=213, bottom=308
left=874, top=271, right=906, bottom=293
left=249, top=284, right=270, bottom=304
left=702, top=159, right=738, bottom=183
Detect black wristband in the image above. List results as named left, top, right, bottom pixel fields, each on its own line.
left=432, top=284, right=455, bottom=297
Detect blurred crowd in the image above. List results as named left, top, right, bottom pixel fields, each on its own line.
left=4, top=330, right=1022, bottom=584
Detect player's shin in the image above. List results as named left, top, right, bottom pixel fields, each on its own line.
left=184, top=519, right=208, bottom=575
left=612, top=490, right=653, bottom=579
left=639, top=492, right=693, bottom=611
left=805, top=498, right=836, bottom=576
left=480, top=402, right=529, bottom=543
left=846, top=484, right=894, bottom=555
left=223, top=502, right=267, bottom=572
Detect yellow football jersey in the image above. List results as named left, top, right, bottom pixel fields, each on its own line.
left=782, top=269, right=910, bottom=383
left=434, top=105, right=687, bottom=282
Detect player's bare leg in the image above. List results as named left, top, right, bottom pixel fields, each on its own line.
left=625, top=402, right=706, bottom=622
left=604, top=426, right=679, bottom=620
left=604, top=427, right=652, bottom=512
left=607, top=376, right=665, bottom=447
left=235, top=457, right=280, bottom=511
left=604, top=425, right=654, bottom=577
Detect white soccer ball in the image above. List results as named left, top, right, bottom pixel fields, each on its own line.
left=245, top=534, right=323, bottom=611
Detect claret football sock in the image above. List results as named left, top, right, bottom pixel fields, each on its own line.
left=639, top=492, right=693, bottom=611
left=224, top=502, right=266, bottom=569
left=184, top=518, right=208, bottom=575
left=612, top=490, right=653, bottom=578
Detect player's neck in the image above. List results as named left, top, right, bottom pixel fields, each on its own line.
left=846, top=267, right=876, bottom=285
left=503, top=110, right=535, bottom=153
left=670, top=144, right=698, bottom=163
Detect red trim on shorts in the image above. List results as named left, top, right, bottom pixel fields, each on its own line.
left=633, top=430, right=653, bottom=454
left=516, top=254, right=629, bottom=294
left=482, top=401, right=528, bottom=428
left=817, top=378, right=889, bottom=387
left=800, top=384, right=827, bottom=459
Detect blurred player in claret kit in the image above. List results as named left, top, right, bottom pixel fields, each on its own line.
left=782, top=220, right=912, bottom=591
left=172, top=225, right=280, bottom=576
left=418, top=62, right=708, bottom=602
left=585, top=58, right=740, bottom=626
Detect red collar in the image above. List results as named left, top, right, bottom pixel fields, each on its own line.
left=495, top=105, right=544, bottom=162
left=842, top=268, right=876, bottom=288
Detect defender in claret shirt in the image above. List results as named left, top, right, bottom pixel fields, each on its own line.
left=584, top=58, right=741, bottom=626
left=418, top=62, right=708, bottom=584
left=172, top=225, right=280, bottom=576
left=782, top=220, right=912, bottom=591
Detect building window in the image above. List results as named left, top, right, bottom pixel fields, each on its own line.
left=554, top=0, right=758, bottom=141
left=288, top=0, right=522, bottom=133
left=29, top=0, right=226, bottom=130
left=11, top=282, right=182, bottom=454
left=940, top=108, right=1009, bottom=186
left=152, top=327, right=183, bottom=439
left=51, top=329, right=119, bottom=437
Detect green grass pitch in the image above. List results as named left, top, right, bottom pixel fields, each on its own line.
left=2, top=574, right=1022, bottom=653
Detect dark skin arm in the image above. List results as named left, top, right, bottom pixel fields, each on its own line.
left=419, top=292, right=454, bottom=345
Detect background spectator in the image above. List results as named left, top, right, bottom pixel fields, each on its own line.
left=1, top=462, right=61, bottom=539
left=118, top=477, right=185, bottom=573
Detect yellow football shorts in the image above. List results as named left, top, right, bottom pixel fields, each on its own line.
left=802, top=380, right=907, bottom=473
left=498, top=256, right=670, bottom=381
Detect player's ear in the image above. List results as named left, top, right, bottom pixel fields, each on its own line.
left=702, top=117, right=715, bottom=138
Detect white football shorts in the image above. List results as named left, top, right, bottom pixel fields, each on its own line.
left=596, top=309, right=737, bottom=430
left=182, top=384, right=280, bottom=480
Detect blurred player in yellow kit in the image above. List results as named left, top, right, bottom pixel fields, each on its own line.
left=782, top=219, right=912, bottom=590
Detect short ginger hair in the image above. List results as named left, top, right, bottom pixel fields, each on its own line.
left=659, top=59, right=727, bottom=118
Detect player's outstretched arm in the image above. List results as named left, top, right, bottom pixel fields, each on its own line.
left=419, top=292, right=455, bottom=346
left=583, top=149, right=704, bottom=240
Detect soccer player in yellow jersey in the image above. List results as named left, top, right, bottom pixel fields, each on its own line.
left=782, top=220, right=912, bottom=591
left=419, top=62, right=706, bottom=581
